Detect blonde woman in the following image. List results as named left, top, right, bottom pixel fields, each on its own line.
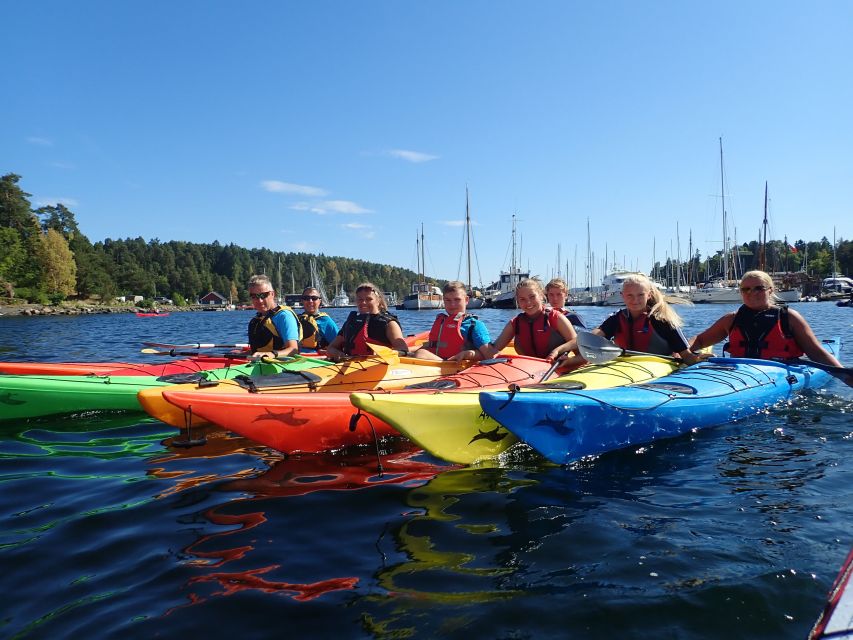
left=483, top=278, right=578, bottom=361
left=325, top=283, right=408, bottom=361
left=691, top=270, right=843, bottom=368
left=567, top=273, right=702, bottom=364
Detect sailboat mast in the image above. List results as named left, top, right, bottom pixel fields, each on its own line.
left=466, top=188, right=472, bottom=291
left=759, top=181, right=768, bottom=272
left=420, top=223, right=426, bottom=282
left=719, top=137, right=729, bottom=281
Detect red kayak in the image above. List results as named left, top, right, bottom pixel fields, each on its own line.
left=0, top=356, right=250, bottom=377
left=160, top=354, right=555, bottom=454
left=136, top=312, right=170, bottom=317
left=809, top=546, right=853, bottom=639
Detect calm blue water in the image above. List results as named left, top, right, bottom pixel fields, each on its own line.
left=1, top=304, right=851, bottom=639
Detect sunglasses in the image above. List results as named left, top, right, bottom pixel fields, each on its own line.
left=250, top=291, right=272, bottom=300
left=739, top=285, right=769, bottom=293
left=301, top=295, right=321, bottom=301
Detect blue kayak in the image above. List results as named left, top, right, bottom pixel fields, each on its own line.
left=479, top=337, right=841, bottom=465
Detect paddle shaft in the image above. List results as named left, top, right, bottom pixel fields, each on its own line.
left=143, top=341, right=249, bottom=350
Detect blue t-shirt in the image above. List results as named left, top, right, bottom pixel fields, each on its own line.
left=315, top=314, right=340, bottom=346
left=271, top=308, right=300, bottom=343
left=461, top=316, right=491, bottom=349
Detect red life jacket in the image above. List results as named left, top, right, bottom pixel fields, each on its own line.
left=512, top=308, right=564, bottom=358
left=425, top=313, right=470, bottom=359
left=342, top=311, right=400, bottom=356
left=613, top=310, right=673, bottom=355
left=726, top=305, right=804, bottom=359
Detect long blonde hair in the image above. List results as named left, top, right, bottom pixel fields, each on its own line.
left=621, top=274, right=683, bottom=328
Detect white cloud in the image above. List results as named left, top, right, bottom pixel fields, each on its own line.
left=35, top=197, right=79, bottom=207
left=292, top=200, right=372, bottom=215
left=262, top=180, right=327, bottom=197
left=323, top=200, right=371, bottom=214
left=27, top=136, right=53, bottom=146
left=442, top=219, right=465, bottom=227
left=386, top=149, right=439, bottom=163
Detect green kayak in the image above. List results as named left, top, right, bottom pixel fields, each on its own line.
left=0, top=355, right=328, bottom=421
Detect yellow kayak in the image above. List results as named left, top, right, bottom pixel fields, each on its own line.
left=138, top=351, right=467, bottom=428
left=350, top=355, right=682, bottom=465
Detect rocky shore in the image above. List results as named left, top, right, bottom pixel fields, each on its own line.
left=0, top=303, right=185, bottom=317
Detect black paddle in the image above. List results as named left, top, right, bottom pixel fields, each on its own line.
left=539, top=354, right=568, bottom=382
left=778, top=358, right=853, bottom=385
left=576, top=332, right=679, bottom=364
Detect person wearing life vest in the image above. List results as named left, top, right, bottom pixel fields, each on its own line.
left=298, top=286, right=339, bottom=352
left=247, top=274, right=301, bottom=357
left=412, top=281, right=492, bottom=361
left=325, top=282, right=409, bottom=362
left=691, top=270, right=844, bottom=370
left=564, top=273, right=702, bottom=366
left=483, top=278, right=578, bottom=361
left=545, top=277, right=587, bottom=330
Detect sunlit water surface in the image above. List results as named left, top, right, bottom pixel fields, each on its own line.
left=1, top=304, right=851, bottom=638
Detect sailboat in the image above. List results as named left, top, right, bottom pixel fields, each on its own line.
left=402, top=224, right=443, bottom=310
left=462, top=188, right=485, bottom=309
left=490, top=214, right=530, bottom=309
left=691, top=138, right=743, bottom=304
left=757, top=183, right=801, bottom=303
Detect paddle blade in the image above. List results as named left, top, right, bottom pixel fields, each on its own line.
left=576, top=331, right=624, bottom=364
left=366, top=342, right=402, bottom=365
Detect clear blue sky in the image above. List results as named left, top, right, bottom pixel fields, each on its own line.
left=4, top=1, right=851, bottom=288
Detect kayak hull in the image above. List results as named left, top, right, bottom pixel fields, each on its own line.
left=0, top=356, right=326, bottom=421
left=157, top=355, right=554, bottom=453
left=138, top=355, right=466, bottom=428
left=0, top=356, right=251, bottom=377
left=161, top=390, right=399, bottom=453
left=810, top=546, right=853, bottom=640
left=479, top=338, right=840, bottom=465
left=351, top=355, right=682, bottom=464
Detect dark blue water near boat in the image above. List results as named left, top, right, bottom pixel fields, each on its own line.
left=0, top=304, right=851, bottom=638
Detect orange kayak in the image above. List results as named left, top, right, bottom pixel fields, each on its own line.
left=156, top=354, right=555, bottom=454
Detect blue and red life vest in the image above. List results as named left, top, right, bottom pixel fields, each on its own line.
left=725, top=305, right=804, bottom=359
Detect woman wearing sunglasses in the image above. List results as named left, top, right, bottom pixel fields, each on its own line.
left=690, top=270, right=843, bottom=367
left=298, top=287, right=339, bottom=352
left=325, top=282, right=409, bottom=362
left=247, top=274, right=301, bottom=357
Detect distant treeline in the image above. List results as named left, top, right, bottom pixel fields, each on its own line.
left=0, top=173, right=423, bottom=305
left=1, top=173, right=850, bottom=305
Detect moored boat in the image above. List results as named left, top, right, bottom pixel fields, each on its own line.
left=479, top=337, right=840, bottom=465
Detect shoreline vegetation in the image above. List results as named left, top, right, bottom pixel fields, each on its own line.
left=2, top=173, right=851, bottom=312
left=0, top=302, right=206, bottom=317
